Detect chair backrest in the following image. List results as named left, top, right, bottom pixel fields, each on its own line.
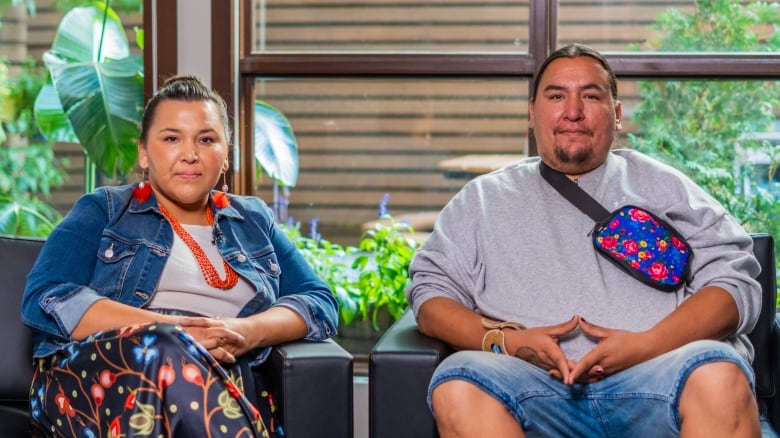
left=0, top=235, right=44, bottom=405
left=747, top=233, right=777, bottom=409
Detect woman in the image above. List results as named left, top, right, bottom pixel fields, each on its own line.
left=21, top=75, right=338, bottom=437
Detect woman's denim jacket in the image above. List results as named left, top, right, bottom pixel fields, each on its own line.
left=21, top=185, right=338, bottom=363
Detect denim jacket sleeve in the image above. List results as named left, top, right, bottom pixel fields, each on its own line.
left=216, top=196, right=338, bottom=341
left=21, top=190, right=111, bottom=347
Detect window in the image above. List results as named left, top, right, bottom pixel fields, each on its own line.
left=253, top=77, right=528, bottom=237
left=252, top=1, right=531, bottom=52
left=230, top=0, right=780, bottom=244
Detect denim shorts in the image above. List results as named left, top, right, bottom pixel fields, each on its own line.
left=429, top=340, right=755, bottom=437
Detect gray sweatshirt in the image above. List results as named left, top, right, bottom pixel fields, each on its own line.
left=406, top=149, right=762, bottom=361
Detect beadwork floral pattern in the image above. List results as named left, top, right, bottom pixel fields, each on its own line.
left=29, top=323, right=281, bottom=437
left=593, top=206, right=691, bottom=290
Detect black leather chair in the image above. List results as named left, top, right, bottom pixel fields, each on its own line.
left=0, top=235, right=354, bottom=438
left=370, top=233, right=779, bottom=437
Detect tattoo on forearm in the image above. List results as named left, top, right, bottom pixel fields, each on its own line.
left=515, top=347, right=540, bottom=365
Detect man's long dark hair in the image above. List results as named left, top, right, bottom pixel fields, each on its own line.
left=530, top=44, right=618, bottom=102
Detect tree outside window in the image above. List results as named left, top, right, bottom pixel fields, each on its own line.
left=628, top=0, right=780, bottom=298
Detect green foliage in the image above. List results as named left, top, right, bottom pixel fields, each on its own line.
left=0, top=1, right=143, bottom=236
left=0, top=59, right=66, bottom=236
left=628, top=0, right=780, bottom=301
left=34, top=1, right=144, bottom=179
left=51, top=0, right=141, bottom=13
left=282, top=221, right=362, bottom=326
left=0, top=196, right=61, bottom=236
left=282, top=214, right=418, bottom=330
left=353, top=215, right=418, bottom=328
left=638, top=0, right=780, bottom=52
left=254, top=100, right=299, bottom=187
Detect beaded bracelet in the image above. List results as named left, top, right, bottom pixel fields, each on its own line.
left=480, top=318, right=526, bottom=355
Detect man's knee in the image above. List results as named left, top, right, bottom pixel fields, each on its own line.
left=681, top=361, right=757, bottom=414
left=432, top=380, right=484, bottom=414
left=432, top=379, right=525, bottom=437
left=679, top=362, right=760, bottom=437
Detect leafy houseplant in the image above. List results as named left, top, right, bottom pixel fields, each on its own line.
left=282, top=218, right=362, bottom=326
left=254, top=99, right=300, bottom=220
left=352, top=202, right=417, bottom=328
left=282, top=196, right=418, bottom=332
left=34, top=1, right=144, bottom=182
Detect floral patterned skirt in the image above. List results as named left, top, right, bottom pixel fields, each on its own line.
left=29, top=322, right=283, bottom=437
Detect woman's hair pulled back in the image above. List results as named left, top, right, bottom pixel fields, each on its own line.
left=139, top=75, right=231, bottom=144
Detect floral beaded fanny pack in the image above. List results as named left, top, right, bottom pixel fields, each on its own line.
left=540, top=162, right=692, bottom=292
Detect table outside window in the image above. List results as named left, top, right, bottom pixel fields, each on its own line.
left=437, top=154, right=527, bottom=179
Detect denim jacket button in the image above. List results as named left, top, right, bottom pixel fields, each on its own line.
left=237, top=254, right=247, bottom=263
left=104, top=243, right=114, bottom=258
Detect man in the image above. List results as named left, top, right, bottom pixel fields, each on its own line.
left=406, top=44, right=763, bottom=437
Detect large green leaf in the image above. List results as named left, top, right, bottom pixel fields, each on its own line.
left=254, top=100, right=299, bottom=187
left=40, top=3, right=143, bottom=178
left=0, top=196, right=61, bottom=237
left=33, top=84, right=78, bottom=143
left=51, top=3, right=127, bottom=62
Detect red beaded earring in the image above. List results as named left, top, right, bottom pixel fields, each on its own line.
left=213, top=172, right=230, bottom=208
left=133, top=169, right=152, bottom=204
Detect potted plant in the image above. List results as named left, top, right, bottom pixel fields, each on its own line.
left=281, top=195, right=418, bottom=354
left=352, top=195, right=417, bottom=329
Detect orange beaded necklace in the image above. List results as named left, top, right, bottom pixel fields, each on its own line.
left=158, top=204, right=239, bottom=290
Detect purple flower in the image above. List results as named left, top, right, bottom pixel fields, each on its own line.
left=378, top=193, right=390, bottom=217
left=309, top=217, right=321, bottom=242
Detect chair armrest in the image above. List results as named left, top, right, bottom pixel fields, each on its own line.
left=261, top=339, right=353, bottom=438
left=770, top=314, right=780, bottom=430
left=369, top=311, right=453, bottom=438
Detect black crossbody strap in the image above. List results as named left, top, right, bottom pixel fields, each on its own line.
left=539, top=161, right=610, bottom=222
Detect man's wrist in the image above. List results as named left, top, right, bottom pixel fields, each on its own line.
left=481, top=318, right=525, bottom=354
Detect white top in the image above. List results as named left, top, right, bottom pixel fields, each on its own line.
left=149, top=224, right=255, bottom=317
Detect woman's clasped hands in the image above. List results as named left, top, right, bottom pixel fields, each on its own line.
left=177, top=316, right=254, bottom=364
